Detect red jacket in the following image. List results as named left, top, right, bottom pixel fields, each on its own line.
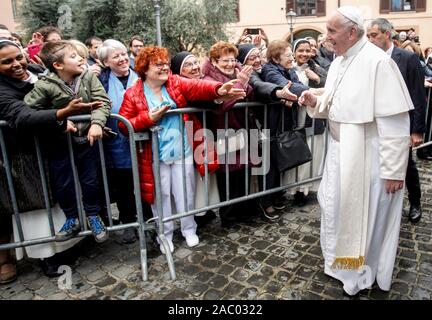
left=118, top=74, right=222, bottom=204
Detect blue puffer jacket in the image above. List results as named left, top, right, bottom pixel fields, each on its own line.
left=98, top=68, right=136, bottom=169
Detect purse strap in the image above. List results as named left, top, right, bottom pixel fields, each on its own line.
left=275, top=102, right=300, bottom=135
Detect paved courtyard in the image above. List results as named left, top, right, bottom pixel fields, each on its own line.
left=1, top=157, right=431, bottom=300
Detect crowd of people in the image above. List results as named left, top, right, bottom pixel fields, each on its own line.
left=0, top=7, right=431, bottom=296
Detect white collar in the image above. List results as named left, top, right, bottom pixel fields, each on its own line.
left=386, top=43, right=395, bottom=57
left=343, top=37, right=368, bottom=58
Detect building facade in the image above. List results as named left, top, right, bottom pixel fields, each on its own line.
left=0, top=0, right=20, bottom=32
left=227, top=0, right=432, bottom=51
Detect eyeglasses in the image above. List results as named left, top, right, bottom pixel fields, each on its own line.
left=217, top=58, right=237, bottom=65
left=183, top=61, right=200, bottom=69
left=154, top=62, right=171, bottom=69
left=283, top=53, right=294, bottom=61
left=246, top=55, right=260, bottom=62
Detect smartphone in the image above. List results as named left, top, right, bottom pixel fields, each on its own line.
left=103, top=127, right=118, bottom=138
left=246, top=28, right=260, bottom=35
left=27, top=43, right=43, bottom=61
left=160, top=102, right=174, bottom=109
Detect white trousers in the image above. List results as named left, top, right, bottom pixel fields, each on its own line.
left=151, top=157, right=197, bottom=241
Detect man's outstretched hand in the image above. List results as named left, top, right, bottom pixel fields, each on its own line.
left=299, top=90, right=318, bottom=108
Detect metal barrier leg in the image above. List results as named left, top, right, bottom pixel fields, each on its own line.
left=34, top=136, right=55, bottom=237
left=151, top=127, right=176, bottom=280
left=0, top=128, right=24, bottom=243
left=119, top=116, right=150, bottom=281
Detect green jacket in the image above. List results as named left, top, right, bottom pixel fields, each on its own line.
left=24, top=68, right=111, bottom=127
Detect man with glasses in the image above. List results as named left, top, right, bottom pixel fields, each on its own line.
left=128, top=36, right=144, bottom=69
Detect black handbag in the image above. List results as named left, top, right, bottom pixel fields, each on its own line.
left=271, top=107, right=312, bottom=172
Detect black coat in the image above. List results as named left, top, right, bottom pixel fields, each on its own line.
left=0, top=64, right=60, bottom=216
left=249, top=70, right=281, bottom=103
left=261, top=61, right=325, bottom=135
left=391, top=47, right=427, bottom=134
left=0, top=64, right=59, bottom=132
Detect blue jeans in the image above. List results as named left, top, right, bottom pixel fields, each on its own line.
left=48, top=144, right=101, bottom=219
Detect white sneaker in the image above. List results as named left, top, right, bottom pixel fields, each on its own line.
left=159, top=239, right=174, bottom=254
left=185, top=234, right=199, bottom=247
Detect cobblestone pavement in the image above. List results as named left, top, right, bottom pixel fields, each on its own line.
left=1, top=157, right=431, bottom=300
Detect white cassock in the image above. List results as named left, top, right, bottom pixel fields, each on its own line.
left=308, top=38, right=413, bottom=295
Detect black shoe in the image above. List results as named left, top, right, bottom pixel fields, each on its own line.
left=259, top=204, right=280, bottom=221
left=195, top=211, right=217, bottom=228
left=220, top=218, right=239, bottom=229
left=293, top=192, right=307, bottom=207
left=121, top=228, right=137, bottom=244
left=273, top=199, right=287, bottom=210
left=417, top=149, right=432, bottom=160
left=408, top=205, right=422, bottom=223
left=39, top=258, right=62, bottom=278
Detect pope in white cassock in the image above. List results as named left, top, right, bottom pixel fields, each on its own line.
left=299, top=6, right=413, bottom=296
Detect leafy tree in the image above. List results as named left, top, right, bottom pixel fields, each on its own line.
left=118, top=0, right=238, bottom=53
left=19, top=0, right=75, bottom=40
left=73, top=0, right=123, bottom=41
left=18, top=0, right=238, bottom=54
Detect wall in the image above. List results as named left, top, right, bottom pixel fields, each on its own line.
left=227, top=0, right=432, bottom=50
left=0, top=0, right=19, bottom=32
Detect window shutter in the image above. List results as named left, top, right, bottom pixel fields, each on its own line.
left=286, top=0, right=295, bottom=13
left=416, top=0, right=426, bottom=12
left=235, top=0, right=240, bottom=22
left=316, top=0, right=326, bottom=17
left=380, top=0, right=390, bottom=13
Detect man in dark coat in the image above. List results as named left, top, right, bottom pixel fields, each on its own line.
left=368, top=18, right=426, bottom=223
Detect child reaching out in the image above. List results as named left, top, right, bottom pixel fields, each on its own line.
left=24, top=40, right=111, bottom=243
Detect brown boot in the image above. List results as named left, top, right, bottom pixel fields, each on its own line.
left=0, top=236, right=17, bottom=285
left=0, top=261, right=17, bottom=284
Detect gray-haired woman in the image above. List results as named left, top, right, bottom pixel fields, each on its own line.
left=98, top=39, right=150, bottom=243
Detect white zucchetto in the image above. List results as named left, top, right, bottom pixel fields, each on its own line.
left=337, top=6, right=364, bottom=27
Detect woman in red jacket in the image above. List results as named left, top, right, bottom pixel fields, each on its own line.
left=119, top=46, right=244, bottom=254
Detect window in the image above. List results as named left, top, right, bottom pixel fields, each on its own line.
left=380, top=0, right=426, bottom=13
left=286, top=0, right=326, bottom=17
left=296, top=0, right=317, bottom=16
left=392, top=0, right=415, bottom=11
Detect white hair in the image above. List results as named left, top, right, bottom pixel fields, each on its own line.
left=97, top=39, right=127, bottom=64
left=340, top=15, right=365, bottom=39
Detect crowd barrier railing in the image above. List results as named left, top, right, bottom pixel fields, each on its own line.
left=0, top=114, right=153, bottom=281
left=0, top=102, right=327, bottom=281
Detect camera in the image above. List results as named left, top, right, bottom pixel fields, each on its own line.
left=246, top=28, right=260, bottom=35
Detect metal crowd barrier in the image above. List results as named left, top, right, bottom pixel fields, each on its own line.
left=424, top=87, right=432, bottom=144
left=0, top=102, right=327, bottom=282
left=149, top=102, right=327, bottom=280
left=0, top=114, right=153, bottom=281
